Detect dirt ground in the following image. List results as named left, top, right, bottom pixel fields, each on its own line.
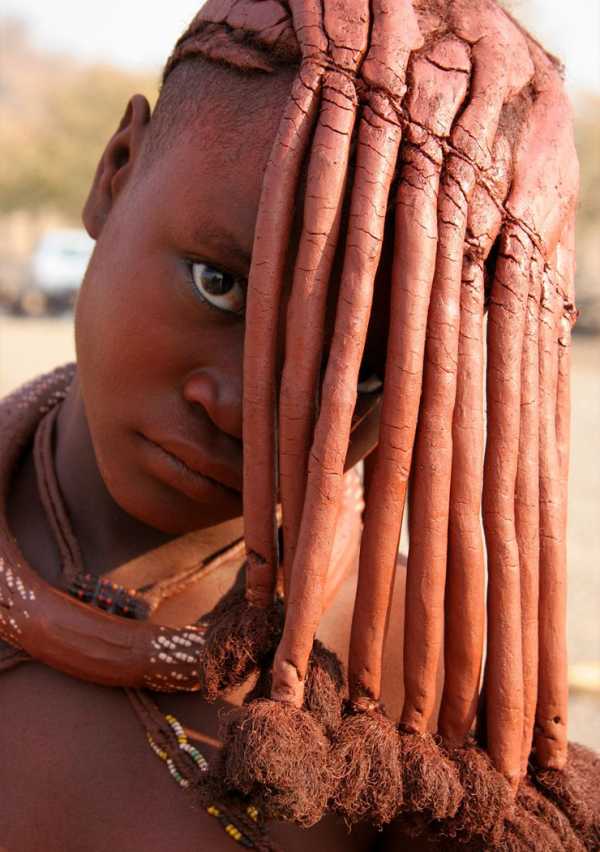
left=1, top=313, right=598, bottom=752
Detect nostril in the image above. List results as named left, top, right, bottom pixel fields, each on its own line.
left=182, top=371, right=243, bottom=440
left=182, top=372, right=216, bottom=407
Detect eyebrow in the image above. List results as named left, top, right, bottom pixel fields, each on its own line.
left=192, top=222, right=252, bottom=272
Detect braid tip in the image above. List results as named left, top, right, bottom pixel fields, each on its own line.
left=397, top=728, right=463, bottom=821
left=331, top=700, right=403, bottom=826
left=197, top=584, right=283, bottom=702
left=204, top=699, right=335, bottom=826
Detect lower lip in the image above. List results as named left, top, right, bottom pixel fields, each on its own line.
left=139, top=435, right=241, bottom=503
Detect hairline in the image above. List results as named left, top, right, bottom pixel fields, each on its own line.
left=140, top=55, right=296, bottom=173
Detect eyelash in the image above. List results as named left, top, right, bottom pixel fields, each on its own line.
left=183, top=263, right=382, bottom=391
left=185, top=260, right=246, bottom=318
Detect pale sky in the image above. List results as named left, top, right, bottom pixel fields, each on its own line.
left=1, top=0, right=599, bottom=96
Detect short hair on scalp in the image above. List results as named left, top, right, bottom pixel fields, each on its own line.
left=141, top=54, right=296, bottom=171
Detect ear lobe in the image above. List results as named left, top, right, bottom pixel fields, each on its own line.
left=82, top=94, right=151, bottom=239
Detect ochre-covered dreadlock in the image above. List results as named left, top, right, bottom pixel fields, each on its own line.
left=165, top=0, right=584, bottom=842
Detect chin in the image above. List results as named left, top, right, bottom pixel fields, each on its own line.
left=138, top=503, right=243, bottom=536
left=101, top=458, right=243, bottom=536
left=125, top=487, right=243, bottom=535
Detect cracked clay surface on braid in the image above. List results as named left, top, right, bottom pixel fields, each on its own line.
left=272, top=0, right=421, bottom=707
left=161, top=0, right=580, bottom=796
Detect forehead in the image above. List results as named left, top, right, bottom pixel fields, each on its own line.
left=126, top=60, right=392, bottom=373
left=136, top=65, right=294, bottom=266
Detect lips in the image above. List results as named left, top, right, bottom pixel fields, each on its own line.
left=141, top=433, right=243, bottom=494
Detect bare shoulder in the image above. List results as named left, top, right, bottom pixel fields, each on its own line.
left=0, top=661, right=380, bottom=852
left=0, top=552, right=435, bottom=852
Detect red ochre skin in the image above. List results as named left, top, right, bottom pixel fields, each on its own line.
left=0, top=58, right=416, bottom=852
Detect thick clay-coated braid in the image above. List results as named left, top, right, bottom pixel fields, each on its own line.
left=535, top=258, right=568, bottom=769
left=552, top=229, right=577, bottom=771
left=278, top=69, right=358, bottom=601
left=277, top=0, right=376, bottom=595
left=327, top=14, right=422, bottom=827
left=555, top=218, right=576, bottom=491
left=397, top=39, right=471, bottom=736
left=242, top=62, right=323, bottom=608
left=482, top=224, right=532, bottom=789
left=260, top=0, right=369, bottom=704
left=436, top=169, right=486, bottom=749
left=271, top=95, right=400, bottom=705
left=515, top=263, right=542, bottom=777
left=437, top=134, right=512, bottom=751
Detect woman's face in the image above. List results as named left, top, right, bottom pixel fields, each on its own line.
left=76, top=69, right=388, bottom=535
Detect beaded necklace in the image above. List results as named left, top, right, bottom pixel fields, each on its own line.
left=0, top=372, right=358, bottom=850
left=0, top=378, right=281, bottom=852
left=126, top=688, right=280, bottom=851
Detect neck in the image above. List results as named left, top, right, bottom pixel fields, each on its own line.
left=53, top=374, right=243, bottom=580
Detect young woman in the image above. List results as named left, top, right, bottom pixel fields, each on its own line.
left=1, top=1, right=596, bottom=850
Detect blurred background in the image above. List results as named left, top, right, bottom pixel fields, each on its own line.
left=0, top=1, right=598, bottom=750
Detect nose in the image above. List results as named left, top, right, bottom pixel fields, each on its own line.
left=182, top=366, right=243, bottom=440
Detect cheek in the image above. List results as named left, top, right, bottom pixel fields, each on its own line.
left=76, top=248, right=177, bottom=393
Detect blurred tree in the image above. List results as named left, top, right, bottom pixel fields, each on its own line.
left=573, top=92, right=600, bottom=332
left=0, top=14, right=598, bottom=328
left=0, top=17, right=157, bottom=221
left=574, top=95, right=600, bottom=230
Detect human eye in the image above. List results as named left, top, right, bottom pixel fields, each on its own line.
left=357, top=363, right=384, bottom=394
left=189, top=262, right=246, bottom=315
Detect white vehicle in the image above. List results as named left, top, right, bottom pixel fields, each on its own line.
left=20, top=228, right=95, bottom=315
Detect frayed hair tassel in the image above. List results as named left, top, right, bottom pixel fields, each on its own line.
left=200, top=640, right=346, bottom=825
left=246, top=639, right=345, bottom=738
left=197, top=585, right=283, bottom=701
left=200, top=699, right=334, bottom=826
left=398, top=729, right=463, bottom=821
left=424, top=747, right=598, bottom=851
left=332, top=700, right=403, bottom=826
left=530, top=743, right=600, bottom=850
left=429, top=741, right=514, bottom=841
left=516, top=780, right=587, bottom=852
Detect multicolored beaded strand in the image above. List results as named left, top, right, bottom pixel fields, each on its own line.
left=68, top=572, right=144, bottom=618
left=206, top=806, right=257, bottom=849
left=145, top=711, right=263, bottom=849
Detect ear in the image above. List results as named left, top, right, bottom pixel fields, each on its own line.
left=82, top=94, right=151, bottom=239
